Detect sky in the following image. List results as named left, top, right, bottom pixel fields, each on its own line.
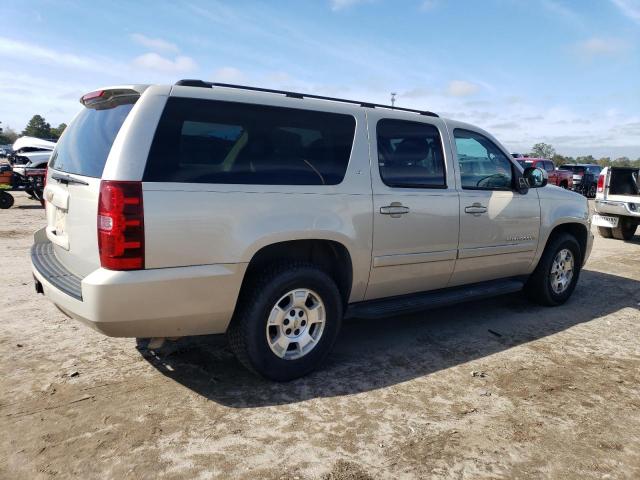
left=1, top=0, right=639, bottom=158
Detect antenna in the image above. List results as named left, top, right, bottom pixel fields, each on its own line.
left=390, top=92, right=397, bottom=108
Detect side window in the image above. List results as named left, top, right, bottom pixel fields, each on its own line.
left=376, top=119, right=446, bottom=188
left=545, top=161, right=555, bottom=172
left=144, top=98, right=356, bottom=185
left=454, top=129, right=513, bottom=190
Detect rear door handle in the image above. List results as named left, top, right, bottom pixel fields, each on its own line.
left=464, top=203, right=487, bottom=215
left=380, top=202, right=410, bottom=217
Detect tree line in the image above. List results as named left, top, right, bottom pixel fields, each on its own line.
left=0, top=116, right=67, bottom=145
left=527, top=142, right=640, bottom=168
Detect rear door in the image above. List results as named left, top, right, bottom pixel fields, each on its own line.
left=45, top=89, right=141, bottom=277
left=450, top=127, right=541, bottom=286
left=365, top=113, right=459, bottom=300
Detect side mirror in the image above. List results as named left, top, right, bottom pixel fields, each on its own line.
left=523, top=166, right=548, bottom=188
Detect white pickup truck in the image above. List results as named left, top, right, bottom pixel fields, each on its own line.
left=593, top=167, right=640, bottom=240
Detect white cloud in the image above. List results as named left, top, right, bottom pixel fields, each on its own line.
left=610, top=0, right=640, bottom=24
left=0, top=36, right=116, bottom=74
left=130, top=33, right=179, bottom=53
left=329, top=0, right=371, bottom=11
left=132, top=53, right=197, bottom=73
left=212, top=66, right=246, bottom=83
left=420, top=0, right=439, bottom=11
left=446, top=80, right=480, bottom=97
left=540, top=0, right=583, bottom=26
left=573, top=37, right=630, bottom=58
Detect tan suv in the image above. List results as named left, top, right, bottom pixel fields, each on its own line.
left=32, top=80, right=593, bottom=380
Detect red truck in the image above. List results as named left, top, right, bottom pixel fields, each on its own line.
left=516, top=158, right=573, bottom=189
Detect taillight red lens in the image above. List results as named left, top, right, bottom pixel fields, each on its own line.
left=97, top=181, right=144, bottom=270
left=82, top=90, right=104, bottom=102
left=597, top=173, right=605, bottom=193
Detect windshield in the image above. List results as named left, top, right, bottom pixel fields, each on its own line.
left=49, top=101, right=135, bottom=178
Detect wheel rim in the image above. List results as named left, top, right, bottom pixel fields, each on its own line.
left=550, top=248, right=574, bottom=294
left=265, top=288, right=326, bottom=360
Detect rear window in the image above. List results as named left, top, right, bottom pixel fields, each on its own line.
left=517, top=160, right=534, bottom=168
left=49, top=102, right=135, bottom=178
left=143, top=98, right=356, bottom=185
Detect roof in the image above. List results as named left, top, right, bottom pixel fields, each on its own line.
left=174, top=79, right=439, bottom=118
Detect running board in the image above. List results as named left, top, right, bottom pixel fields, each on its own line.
left=346, top=278, right=525, bottom=320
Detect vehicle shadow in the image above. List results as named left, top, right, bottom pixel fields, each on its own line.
left=17, top=205, right=44, bottom=210
left=138, top=270, right=639, bottom=408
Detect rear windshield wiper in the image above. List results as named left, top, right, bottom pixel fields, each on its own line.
left=51, top=172, right=90, bottom=186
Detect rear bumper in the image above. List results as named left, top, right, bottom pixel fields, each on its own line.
left=595, top=200, right=640, bottom=218
left=31, top=228, right=247, bottom=337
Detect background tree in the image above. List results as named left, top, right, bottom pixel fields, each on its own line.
left=50, top=123, right=67, bottom=140
left=22, top=115, right=52, bottom=139
left=530, top=142, right=556, bottom=159
left=612, top=156, right=631, bottom=167
left=0, top=122, right=19, bottom=144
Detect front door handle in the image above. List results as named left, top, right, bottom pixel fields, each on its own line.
left=464, top=203, right=487, bottom=215
left=380, top=202, right=410, bottom=218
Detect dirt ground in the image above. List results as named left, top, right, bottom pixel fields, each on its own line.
left=1, top=192, right=639, bottom=480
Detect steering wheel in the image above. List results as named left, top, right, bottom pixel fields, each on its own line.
left=476, top=173, right=506, bottom=187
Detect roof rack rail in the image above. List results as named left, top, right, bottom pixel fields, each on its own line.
left=174, top=79, right=439, bottom=118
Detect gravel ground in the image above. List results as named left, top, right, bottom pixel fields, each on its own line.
left=1, top=192, right=639, bottom=480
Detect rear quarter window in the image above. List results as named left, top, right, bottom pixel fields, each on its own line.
left=143, top=98, right=356, bottom=185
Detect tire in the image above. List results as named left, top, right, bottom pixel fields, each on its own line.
left=0, top=191, right=14, bottom=209
left=612, top=218, right=637, bottom=241
left=560, top=182, right=568, bottom=189
left=228, top=262, right=343, bottom=381
left=526, top=233, right=582, bottom=306
left=597, top=226, right=613, bottom=238
left=588, top=185, right=596, bottom=198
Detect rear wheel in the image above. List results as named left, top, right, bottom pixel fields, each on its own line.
left=588, top=184, right=596, bottom=198
left=597, top=226, right=613, bottom=238
left=526, top=233, right=581, bottom=306
left=0, top=191, right=14, bottom=209
left=228, top=262, right=343, bottom=381
left=612, top=218, right=637, bottom=241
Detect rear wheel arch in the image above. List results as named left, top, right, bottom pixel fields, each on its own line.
left=239, top=239, right=353, bottom=306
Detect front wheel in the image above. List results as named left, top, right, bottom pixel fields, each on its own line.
left=526, top=233, right=582, bottom=306
left=228, top=263, right=343, bottom=381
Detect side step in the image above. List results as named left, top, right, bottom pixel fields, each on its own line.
left=346, top=278, right=525, bottom=320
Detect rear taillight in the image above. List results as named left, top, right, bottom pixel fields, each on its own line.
left=97, top=181, right=144, bottom=270
left=597, top=173, right=605, bottom=193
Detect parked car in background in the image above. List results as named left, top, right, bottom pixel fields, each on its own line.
left=516, top=158, right=573, bottom=190
left=12, top=136, right=56, bottom=155
left=593, top=166, right=639, bottom=240
left=558, top=164, right=601, bottom=198
left=0, top=145, right=13, bottom=157
left=32, top=81, right=592, bottom=380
